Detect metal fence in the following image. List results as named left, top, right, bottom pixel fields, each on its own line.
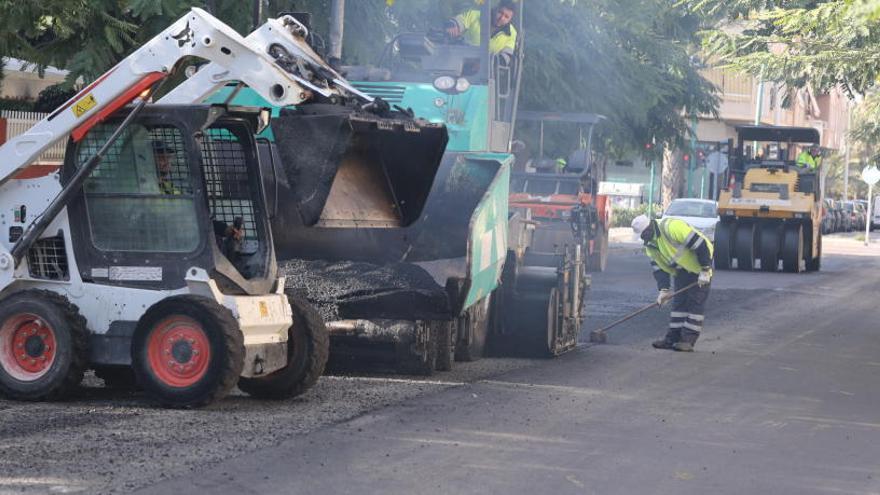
left=1, top=110, right=67, bottom=163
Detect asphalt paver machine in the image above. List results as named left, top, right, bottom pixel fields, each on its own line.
left=203, top=0, right=585, bottom=368
left=508, top=110, right=611, bottom=273
left=715, top=125, right=823, bottom=273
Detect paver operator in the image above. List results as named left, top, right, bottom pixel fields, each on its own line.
left=445, top=0, right=518, bottom=60
left=631, top=215, right=714, bottom=352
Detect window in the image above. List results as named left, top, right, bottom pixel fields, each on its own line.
left=666, top=201, right=717, bottom=218
left=201, top=127, right=259, bottom=255
left=557, top=181, right=579, bottom=195
left=77, top=124, right=200, bottom=253
left=525, top=179, right=558, bottom=195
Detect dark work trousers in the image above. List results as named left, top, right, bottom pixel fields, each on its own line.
left=665, top=270, right=711, bottom=346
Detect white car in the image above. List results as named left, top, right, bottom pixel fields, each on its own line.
left=661, top=198, right=719, bottom=241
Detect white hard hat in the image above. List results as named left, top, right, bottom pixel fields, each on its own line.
left=631, top=214, right=651, bottom=235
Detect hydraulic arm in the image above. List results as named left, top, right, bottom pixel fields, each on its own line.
left=0, top=7, right=357, bottom=278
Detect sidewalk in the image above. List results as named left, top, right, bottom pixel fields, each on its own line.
left=609, top=227, right=641, bottom=252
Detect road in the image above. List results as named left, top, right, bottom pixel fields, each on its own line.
left=1, top=233, right=879, bottom=494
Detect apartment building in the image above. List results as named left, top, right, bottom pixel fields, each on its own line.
left=698, top=67, right=851, bottom=151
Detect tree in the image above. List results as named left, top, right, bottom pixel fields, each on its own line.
left=0, top=0, right=303, bottom=86
left=688, top=0, right=880, bottom=191
left=694, top=1, right=880, bottom=95
left=33, top=84, right=77, bottom=113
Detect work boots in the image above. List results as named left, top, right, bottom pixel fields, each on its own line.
left=652, top=329, right=681, bottom=350
left=673, top=329, right=700, bottom=352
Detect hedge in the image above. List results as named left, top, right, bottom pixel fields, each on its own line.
left=610, top=203, right=662, bottom=228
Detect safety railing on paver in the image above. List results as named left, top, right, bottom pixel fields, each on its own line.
left=1, top=110, right=67, bottom=163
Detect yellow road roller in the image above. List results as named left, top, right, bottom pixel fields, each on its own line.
left=715, top=126, right=822, bottom=273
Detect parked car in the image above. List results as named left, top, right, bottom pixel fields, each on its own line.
left=856, top=202, right=868, bottom=231
left=832, top=200, right=848, bottom=232
left=843, top=201, right=861, bottom=232
left=661, top=198, right=719, bottom=240
left=822, top=198, right=836, bottom=234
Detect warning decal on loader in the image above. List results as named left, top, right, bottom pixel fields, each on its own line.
left=72, top=94, right=98, bottom=118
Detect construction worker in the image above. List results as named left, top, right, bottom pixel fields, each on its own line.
left=555, top=157, right=567, bottom=174
left=445, top=1, right=517, bottom=59
left=631, top=214, right=714, bottom=352
left=796, top=144, right=821, bottom=170
left=152, top=141, right=182, bottom=195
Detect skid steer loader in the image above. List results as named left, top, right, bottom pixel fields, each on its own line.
left=0, top=9, right=422, bottom=406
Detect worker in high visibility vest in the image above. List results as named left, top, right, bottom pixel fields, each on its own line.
left=446, top=1, right=518, bottom=60
left=632, top=214, right=714, bottom=352
left=796, top=144, right=821, bottom=170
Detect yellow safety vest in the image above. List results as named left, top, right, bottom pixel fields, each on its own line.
left=645, top=218, right=713, bottom=275
left=453, top=9, right=517, bottom=55
left=796, top=151, right=818, bottom=170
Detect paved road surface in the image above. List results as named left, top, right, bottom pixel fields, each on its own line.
left=1, top=233, right=878, bottom=494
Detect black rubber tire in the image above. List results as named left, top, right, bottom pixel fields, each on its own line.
left=0, top=290, right=88, bottom=401
left=806, top=233, right=822, bottom=272
left=714, top=221, right=734, bottom=270
left=132, top=295, right=244, bottom=408
left=434, top=321, right=455, bottom=372
left=735, top=222, right=756, bottom=271
left=782, top=224, right=804, bottom=273
left=759, top=222, right=781, bottom=272
left=587, top=229, right=609, bottom=272
left=238, top=295, right=329, bottom=400
left=94, top=366, right=139, bottom=390
left=455, top=297, right=489, bottom=362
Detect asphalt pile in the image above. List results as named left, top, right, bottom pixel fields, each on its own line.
left=280, top=259, right=451, bottom=322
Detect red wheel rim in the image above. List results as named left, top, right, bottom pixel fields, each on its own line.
left=0, top=313, right=57, bottom=381
left=146, top=316, right=212, bottom=388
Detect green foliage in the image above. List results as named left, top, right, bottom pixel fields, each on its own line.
left=689, top=0, right=880, bottom=192
left=611, top=203, right=663, bottom=228
left=33, top=84, right=77, bottom=113
left=0, top=98, right=36, bottom=111
left=850, top=92, right=880, bottom=151
left=698, top=1, right=880, bottom=96
left=823, top=153, right=868, bottom=200
left=0, top=0, right=718, bottom=158
left=518, top=0, right=718, bottom=155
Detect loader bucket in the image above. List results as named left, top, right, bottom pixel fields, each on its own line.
left=266, top=106, right=506, bottom=266
left=270, top=105, right=447, bottom=229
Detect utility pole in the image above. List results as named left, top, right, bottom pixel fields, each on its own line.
left=844, top=101, right=853, bottom=200
left=329, top=0, right=346, bottom=62
left=753, top=66, right=766, bottom=158
left=687, top=114, right=697, bottom=197
left=647, top=137, right=656, bottom=218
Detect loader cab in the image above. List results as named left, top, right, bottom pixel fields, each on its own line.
left=64, top=105, right=278, bottom=295
left=344, top=0, right=525, bottom=153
